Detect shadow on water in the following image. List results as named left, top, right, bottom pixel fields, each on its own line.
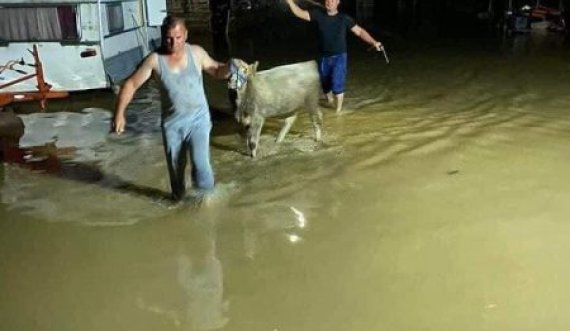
left=1, top=136, right=172, bottom=202
left=0, top=102, right=248, bottom=206
left=0, top=108, right=175, bottom=205
left=210, top=108, right=250, bottom=156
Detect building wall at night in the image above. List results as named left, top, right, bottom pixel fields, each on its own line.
left=166, top=0, right=211, bottom=30
left=163, top=0, right=569, bottom=34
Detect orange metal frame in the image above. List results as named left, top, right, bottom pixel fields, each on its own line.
left=0, top=45, right=69, bottom=111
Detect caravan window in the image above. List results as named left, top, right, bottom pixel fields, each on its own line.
left=0, top=6, right=79, bottom=42
left=107, top=3, right=124, bottom=34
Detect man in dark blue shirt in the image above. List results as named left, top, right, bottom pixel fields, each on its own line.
left=286, top=0, right=383, bottom=113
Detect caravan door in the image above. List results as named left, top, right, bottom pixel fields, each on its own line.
left=144, top=0, right=166, bottom=51
left=101, top=0, right=165, bottom=85
left=145, top=0, right=167, bottom=26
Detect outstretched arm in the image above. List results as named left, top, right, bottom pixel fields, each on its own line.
left=113, top=53, right=156, bottom=134
left=195, top=46, right=230, bottom=80
left=351, top=24, right=383, bottom=51
left=285, top=0, right=311, bottom=21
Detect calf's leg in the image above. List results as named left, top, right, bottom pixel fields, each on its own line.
left=247, top=116, right=265, bottom=158
left=276, top=114, right=298, bottom=143
left=309, top=107, right=323, bottom=142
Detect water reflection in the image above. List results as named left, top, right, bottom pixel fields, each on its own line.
left=177, top=216, right=228, bottom=330
left=136, top=212, right=229, bottom=330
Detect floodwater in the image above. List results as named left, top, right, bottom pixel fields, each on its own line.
left=2, top=29, right=570, bottom=331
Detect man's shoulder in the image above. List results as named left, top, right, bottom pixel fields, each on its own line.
left=339, top=12, right=356, bottom=25
left=336, top=11, right=353, bottom=20
left=188, top=44, right=209, bottom=61
left=141, top=52, right=159, bottom=70
left=308, top=8, right=325, bottom=19
left=188, top=44, right=206, bottom=54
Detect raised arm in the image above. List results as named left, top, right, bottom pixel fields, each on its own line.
left=113, top=53, right=157, bottom=134
left=351, top=24, right=383, bottom=51
left=286, top=0, right=311, bottom=21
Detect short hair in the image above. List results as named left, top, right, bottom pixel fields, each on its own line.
left=161, top=15, right=186, bottom=35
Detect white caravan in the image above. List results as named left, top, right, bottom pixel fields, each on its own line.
left=0, top=0, right=167, bottom=104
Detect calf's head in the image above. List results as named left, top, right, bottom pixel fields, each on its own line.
left=227, top=58, right=262, bottom=158
left=227, top=58, right=259, bottom=123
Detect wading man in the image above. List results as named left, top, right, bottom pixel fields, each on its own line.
left=285, top=0, right=383, bottom=112
left=112, top=16, right=230, bottom=202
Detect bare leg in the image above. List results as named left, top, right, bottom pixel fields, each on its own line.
left=276, top=114, right=297, bottom=143
left=335, top=93, right=344, bottom=113
left=326, top=92, right=335, bottom=108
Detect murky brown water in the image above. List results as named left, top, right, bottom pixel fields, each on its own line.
left=2, top=30, right=570, bottom=330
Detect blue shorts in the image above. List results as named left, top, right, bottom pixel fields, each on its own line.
left=318, top=53, right=347, bottom=95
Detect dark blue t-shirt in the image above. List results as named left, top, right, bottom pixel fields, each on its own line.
left=309, top=9, right=356, bottom=56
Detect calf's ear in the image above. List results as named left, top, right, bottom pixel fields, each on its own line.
left=250, top=61, right=259, bottom=74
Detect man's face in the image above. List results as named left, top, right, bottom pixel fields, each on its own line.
left=325, top=0, right=339, bottom=12
left=163, top=24, right=187, bottom=54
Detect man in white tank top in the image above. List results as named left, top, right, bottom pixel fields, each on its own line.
left=112, top=16, right=231, bottom=202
